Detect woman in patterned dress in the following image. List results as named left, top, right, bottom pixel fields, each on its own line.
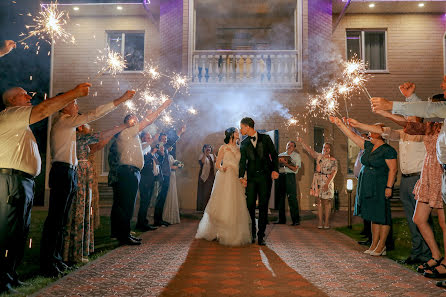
left=404, top=119, right=446, bottom=277
left=63, top=122, right=129, bottom=263
left=299, top=137, right=338, bottom=229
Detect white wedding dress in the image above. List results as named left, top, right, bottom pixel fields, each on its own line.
left=195, top=144, right=252, bottom=246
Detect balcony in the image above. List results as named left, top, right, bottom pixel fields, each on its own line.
left=190, top=50, right=300, bottom=88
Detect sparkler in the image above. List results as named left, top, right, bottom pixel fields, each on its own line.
left=18, top=1, right=75, bottom=47
left=187, top=107, right=197, bottom=115
left=93, top=48, right=127, bottom=80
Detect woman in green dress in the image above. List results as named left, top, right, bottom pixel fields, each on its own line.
left=330, top=117, right=398, bottom=257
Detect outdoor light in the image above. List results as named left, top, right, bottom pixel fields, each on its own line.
left=346, top=179, right=353, bottom=192
left=369, top=3, right=375, bottom=8
left=117, top=6, right=123, bottom=10
left=346, top=178, right=354, bottom=229
left=418, top=3, right=425, bottom=7
left=73, top=7, right=79, bottom=11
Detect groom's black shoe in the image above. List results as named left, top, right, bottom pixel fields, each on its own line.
left=274, top=221, right=286, bottom=225
left=251, top=237, right=256, bottom=244
left=258, top=238, right=266, bottom=246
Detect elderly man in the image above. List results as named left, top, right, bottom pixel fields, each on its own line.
left=40, top=90, right=136, bottom=277
left=111, top=100, right=172, bottom=245
left=154, top=126, right=186, bottom=227
left=0, top=40, right=16, bottom=57
left=0, top=83, right=91, bottom=294
left=275, top=141, right=301, bottom=226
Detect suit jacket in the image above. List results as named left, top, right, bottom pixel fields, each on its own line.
left=239, top=133, right=279, bottom=180
left=157, top=133, right=180, bottom=177
left=141, top=153, right=161, bottom=183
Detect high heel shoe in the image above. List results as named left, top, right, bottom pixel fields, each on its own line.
left=370, top=247, right=386, bottom=256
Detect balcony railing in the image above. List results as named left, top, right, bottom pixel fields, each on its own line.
left=190, top=50, right=301, bottom=88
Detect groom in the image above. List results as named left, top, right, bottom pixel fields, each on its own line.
left=239, top=117, right=279, bottom=245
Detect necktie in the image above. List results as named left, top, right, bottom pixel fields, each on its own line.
left=249, top=136, right=256, bottom=142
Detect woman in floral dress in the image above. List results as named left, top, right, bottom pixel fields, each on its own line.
left=63, top=123, right=129, bottom=263
left=299, top=138, right=338, bottom=229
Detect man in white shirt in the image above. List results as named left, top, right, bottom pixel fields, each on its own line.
left=110, top=100, right=172, bottom=245
left=40, top=90, right=135, bottom=277
left=275, top=141, right=301, bottom=226
left=0, top=83, right=91, bottom=294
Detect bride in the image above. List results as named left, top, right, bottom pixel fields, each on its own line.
left=195, top=127, right=252, bottom=246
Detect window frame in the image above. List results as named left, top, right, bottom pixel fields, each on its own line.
left=106, top=30, right=145, bottom=73
left=345, top=29, right=388, bottom=74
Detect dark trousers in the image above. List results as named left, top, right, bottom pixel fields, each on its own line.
left=400, top=175, right=432, bottom=260
left=137, top=175, right=155, bottom=226
left=40, top=163, right=77, bottom=269
left=246, top=174, right=270, bottom=239
left=154, top=175, right=170, bottom=223
left=0, top=173, right=34, bottom=287
left=277, top=173, right=300, bottom=224
left=111, top=166, right=141, bottom=240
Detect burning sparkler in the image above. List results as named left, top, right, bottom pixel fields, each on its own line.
left=187, top=107, right=198, bottom=115
left=18, top=1, right=75, bottom=47
left=93, top=47, right=127, bottom=79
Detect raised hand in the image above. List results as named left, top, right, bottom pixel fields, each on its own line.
left=371, top=97, right=393, bottom=112
left=0, top=40, right=16, bottom=57
left=329, top=116, right=341, bottom=126
left=73, top=83, right=92, bottom=98
left=347, top=118, right=360, bottom=128
left=399, top=82, right=416, bottom=98
left=122, top=90, right=136, bottom=101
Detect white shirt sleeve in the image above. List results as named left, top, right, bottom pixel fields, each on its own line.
left=393, top=101, right=446, bottom=119
left=60, top=102, right=116, bottom=127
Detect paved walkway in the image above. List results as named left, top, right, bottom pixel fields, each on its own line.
left=34, top=218, right=446, bottom=297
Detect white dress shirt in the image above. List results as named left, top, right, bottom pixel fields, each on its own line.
left=250, top=132, right=258, bottom=148
left=0, top=106, right=41, bottom=176
left=381, top=127, right=425, bottom=174
left=116, top=125, right=144, bottom=170
left=278, top=151, right=301, bottom=174
left=393, top=99, right=446, bottom=164
left=50, top=102, right=116, bottom=166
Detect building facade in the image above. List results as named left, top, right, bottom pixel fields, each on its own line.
left=48, top=0, right=446, bottom=211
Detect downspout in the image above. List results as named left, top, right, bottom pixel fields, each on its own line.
left=143, top=0, right=159, bottom=26
left=332, top=0, right=352, bottom=34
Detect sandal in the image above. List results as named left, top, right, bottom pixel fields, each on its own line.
left=417, top=257, right=443, bottom=273
left=424, top=263, right=446, bottom=279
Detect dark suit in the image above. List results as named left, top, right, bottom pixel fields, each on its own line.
left=137, top=153, right=161, bottom=226
left=154, top=134, right=180, bottom=224
left=239, top=133, right=278, bottom=240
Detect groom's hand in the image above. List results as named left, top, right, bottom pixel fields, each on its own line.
left=239, top=178, right=247, bottom=187
left=271, top=171, right=279, bottom=180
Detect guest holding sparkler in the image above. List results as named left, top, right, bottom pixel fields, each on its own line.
left=197, top=144, right=216, bottom=212
left=154, top=125, right=186, bottom=227
left=111, top=100, right=172, bottom=245
left=298, top=138, right=337, bottom=229
left=63, top=122, right=132, bottom=264
left=346, top=116, right=431, bottom=264
left=0, top=40, right=16, bottom=57
left=0, top=83, right=91, bottom=293
left=40, top=90, right=135, bottom=277
left=330, top=116, right=397, bottom=257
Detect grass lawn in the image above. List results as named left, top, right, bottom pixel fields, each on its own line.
left=337, top=216, right=445, bottom=271
left=1, top=209, right=138, bottom=297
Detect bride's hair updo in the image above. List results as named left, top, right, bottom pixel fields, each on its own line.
left=224, top=127, right=237, bottom=144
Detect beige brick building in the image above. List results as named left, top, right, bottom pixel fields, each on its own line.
left=48, top=0, right=446, bottom=212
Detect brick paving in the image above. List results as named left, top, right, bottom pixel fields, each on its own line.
left=33, top=216, right=446, bottom=297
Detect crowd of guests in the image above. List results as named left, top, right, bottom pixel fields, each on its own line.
left=0, top=40, right=185, bottom=294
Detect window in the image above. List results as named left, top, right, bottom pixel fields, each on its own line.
left=107, top=32, right=145, bottom=71
left=346, top=30, right=387, bottom=71
left=347, top=138, right=360, bottom=175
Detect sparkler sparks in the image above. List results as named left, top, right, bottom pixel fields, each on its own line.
left=187, top=107, right=197, bottom=115
left=19, top=1, right=75, bottom=47
left=93, top=47, right=127, bottom=79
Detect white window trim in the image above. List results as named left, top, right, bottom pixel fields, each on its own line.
left=106, top=30, right=145, bottom=73
left=346, top=29, right=388, bottom=73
